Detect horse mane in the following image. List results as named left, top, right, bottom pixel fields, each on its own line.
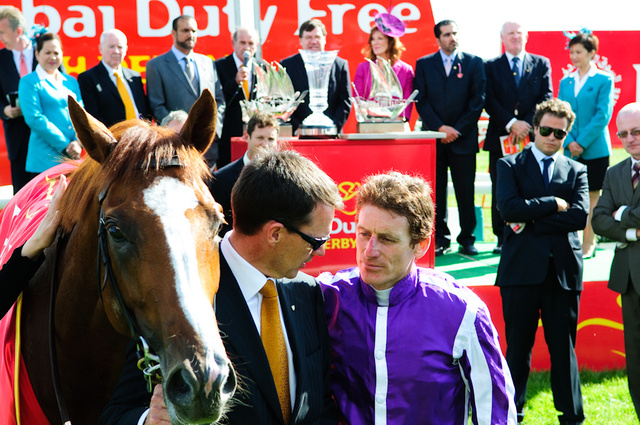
left=58, top=120, right=211, bottom=234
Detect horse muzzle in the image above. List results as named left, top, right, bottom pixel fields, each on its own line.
left=164, top=353, right=237, bottom=424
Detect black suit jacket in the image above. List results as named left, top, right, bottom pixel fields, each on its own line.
left=0, top=48, right=31, bottom=162
left=280, top=53, right=351, bottom=133
left=414, top=51, right=486, bottom=155
left=214, top=54, right=255, bottom=167
left=484, top=53, right=552, bottom=152
left=99, top=250, right=337, bottom=425
left=77, top=62, right=150, bottom=128
left=496, top=147, right=589, bottom=290
left=208, top=158, right=245, bottom=236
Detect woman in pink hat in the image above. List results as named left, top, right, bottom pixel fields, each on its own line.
left=352, top=13, right=414, bottom=119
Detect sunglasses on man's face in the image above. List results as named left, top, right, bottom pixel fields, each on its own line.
left=538, top=126, right=568, bottom=139
left=277, top=221, right=330, bottom=251
left=616, top=129, right=640, bottom=139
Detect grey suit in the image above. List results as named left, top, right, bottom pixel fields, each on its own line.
left=146, top=49, right=225, bottom=156
left=592, top=157, right=640, bottom=419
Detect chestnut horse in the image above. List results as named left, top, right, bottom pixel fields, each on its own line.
left=18, top=90, right=236, bottom=424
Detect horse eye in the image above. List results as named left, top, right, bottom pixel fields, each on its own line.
left=107, top=225, right=126, bottom=242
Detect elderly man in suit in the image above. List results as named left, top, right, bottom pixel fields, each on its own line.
left=497, top=98, right=588, bottom=425
left=209, top=111, right=279, bottom=237
left=484, top=21, right=553, bottom=254
left=281, top=19, right=351, bottom=134
left=592, top=102, right=640, bottom=420
left=145, top=15, right=225, bottom=167
left=215, top=27, right=259, bottom=168
left=0, top=6, right=37, bottom=192
left=78, top=29, right=149, bottom=128
left=100, top=148, right=341, bottom=425
left=414, top=19, right=486, bottom=256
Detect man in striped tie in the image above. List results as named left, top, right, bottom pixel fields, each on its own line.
left=78, top=29, right=150, bottom=128
left=0, top=6, right=38, bottom=193
left=593, top=102, right=640, bottom=422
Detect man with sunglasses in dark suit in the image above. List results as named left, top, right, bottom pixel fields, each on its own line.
left=496, top=98, right=589, bottom=425
left=100, top=148, right=341, bottom=425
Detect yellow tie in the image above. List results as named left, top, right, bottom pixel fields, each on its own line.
left=242, top=79, right=250, bottom=100
left=114, top=71, right=136, bottom=120
left=260, top=280, right=291, bottom=424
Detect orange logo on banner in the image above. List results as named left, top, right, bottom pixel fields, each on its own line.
left=338, top=181, right=361, bottom=216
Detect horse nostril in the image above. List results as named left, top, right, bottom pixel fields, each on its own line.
left=166, top=363, right=200, bottom=407
left=219, top=360, right=237, bottom=399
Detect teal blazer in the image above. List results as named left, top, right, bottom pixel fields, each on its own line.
left=558, top=68, right=613, bottom=160
left=18, top=70, right=83, bottom=173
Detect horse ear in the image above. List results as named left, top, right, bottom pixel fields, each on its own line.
left=68, top=95, right=117, bottom=164
left=179, top=89, right=217, bottom=154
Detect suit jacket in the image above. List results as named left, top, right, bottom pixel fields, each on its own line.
left=558, top=69, right=614, bottom=160
left=414, top=51, right=486, bottom=155
left=99, top=250, right=337, bottom=425
left=18, top=70, right=83, bottom=173
left=145, top=50, right=225, bottom=128
left=215, top=54, right=255, bottom=167
left=77, top=62, right=150, bottom=128
left=592, top=158, right=640, bottom=294
left=496, top=147, right=589, bottom=290
left=208, top=157, right=245, bottom=236
left=483, top=53, right=553, bottom=152
left=280, top=53, right=351, bottom=133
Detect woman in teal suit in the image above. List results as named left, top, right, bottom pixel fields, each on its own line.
left=18, top=32, right=83, bottom=174
left=558, top=32, right=614, bottom=258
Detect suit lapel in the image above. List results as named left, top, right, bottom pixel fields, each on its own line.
left=549, top=156, right=569, bottom=191
left=96, top=62, right=120, bottom=99
left=500, top=54, right=518, bottom=91
left=518, top=53, right=533, bottom=91
left=523, top=149, right=547, bottom=193
left=216, top=252, right=284, bottom=422
left=163, top=52, right=197, bottom=96
left=277, top=281, right=303, bottom=417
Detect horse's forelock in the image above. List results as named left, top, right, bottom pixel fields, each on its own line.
left=58, top=120, right=211, bottom=234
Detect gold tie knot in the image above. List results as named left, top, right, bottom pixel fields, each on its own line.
left=260, top=280, right=278, bottom=298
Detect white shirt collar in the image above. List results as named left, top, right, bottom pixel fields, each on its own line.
left=570, top=61, right=598, bottom=80
left=530, top=144, right=559, bottom=163
left=171, top=45, right=193, bottom=63
left=505, top=50, right=526, bottom=64
left=439, top=49, right=457, bottom=63
left=220, top=231, right=271, bottom=302
left=101, top=60, right=121, bottom=77
left=35, top=63, right=65, bottom=84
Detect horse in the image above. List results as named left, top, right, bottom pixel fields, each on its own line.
left=14, top=89, right=236, bottom=424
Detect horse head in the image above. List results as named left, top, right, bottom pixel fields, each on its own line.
left=64, top=90, right=236, bottom=424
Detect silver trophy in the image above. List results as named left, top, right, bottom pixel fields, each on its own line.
left=298, top=49, right=339, bottom=138
left=351, top=58, right=417, bottom=132
left=239, top=60, right=306, bottom=136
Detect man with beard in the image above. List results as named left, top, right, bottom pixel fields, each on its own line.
left=145, top=15, right=225, bottom=167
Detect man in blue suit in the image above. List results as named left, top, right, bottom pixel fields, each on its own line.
left=415, top=19, right=486, bottom=256
left=0, top=6, right=37, bottom=193
left=497, top=98, right=588, bottom=425
left=484, top=21, right=553, bottom=254
left=145, top=15, right=225, bottom=167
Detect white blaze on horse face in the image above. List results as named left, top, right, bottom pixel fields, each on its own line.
left=143, top=177, right=226, bottom=385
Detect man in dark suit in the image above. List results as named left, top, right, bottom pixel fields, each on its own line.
left=209, top=111, right=279, bottom=237
left=281, top=19, right=351, bottom=134
left=215, top=27, right=259, bottom=168
left=592, top=102, right=640, bottom=420
left=78, top=29, right=150, bottom=128
left=0, top=6, right=37, bottom=193
left=496, top=99, right=589, bottom=425
left=100, top=149, right=341, bottom=425
left=484, top=21, right=553, bottom=254
left=145, top=15, right=225, bottom=167
left=414, top=19, right=486, bottom=256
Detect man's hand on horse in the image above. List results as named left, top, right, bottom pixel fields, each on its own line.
left=22, top=174, right=68, bottom=260
left=145, top=384, right=172, bottom=424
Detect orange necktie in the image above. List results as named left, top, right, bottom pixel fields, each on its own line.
left=260, top=280, right=291, bottom=424
left=114, top=71, right=136, bottom=120
left=242, top=79, right=250, bottom=100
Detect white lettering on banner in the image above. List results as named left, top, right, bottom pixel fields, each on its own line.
left=331, top=217, right=356, bottom=235
left=260, top=6, right=277, bottom=41
left=98, top=6, right=115, bottom=31
left=63, top=6, right=96, bottom=38
left=328, top=4, right=356, bottom=35
left=297, top=0, right=328, bottom=35
left=634, top=64, right=640, bottom=101
left=20, top=0, right=62, bottom=34
left=137, top=0, right=180, bottom=36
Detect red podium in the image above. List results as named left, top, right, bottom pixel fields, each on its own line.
left=231, top=133, right=438, bottom=276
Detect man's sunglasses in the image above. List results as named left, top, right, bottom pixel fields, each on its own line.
left=617, top=129, right=640, bottom=139
left=538, top=126, right=568, bottom=139
left=278, top=222, right=330, bottom=251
